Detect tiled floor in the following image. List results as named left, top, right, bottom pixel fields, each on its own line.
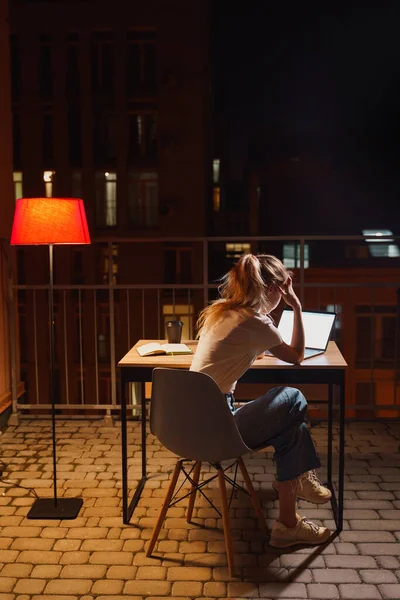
left=0, top=418, right=399, bottom=599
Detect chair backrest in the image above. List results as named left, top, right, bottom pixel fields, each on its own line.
left=150, top=368, right=251, bottom=463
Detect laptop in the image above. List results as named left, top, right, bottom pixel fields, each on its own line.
left=266, top=309, right=337, bottom=359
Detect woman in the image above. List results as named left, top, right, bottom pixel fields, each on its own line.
left=190, top=253, right=331, bottom=548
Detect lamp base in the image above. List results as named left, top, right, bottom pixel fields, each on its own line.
left=27, top=497, right=83, bottom=520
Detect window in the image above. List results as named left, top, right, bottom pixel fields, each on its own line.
left=355, top=305, right=397, bottom=367
left=101, top=244, right=118, bottom=284
left=355, top=382, right=376, bottom=411
left=42, top=113, right=54, bottom=164
left=283, top=243, right=309, bottom=268
left=126, top=30, right=156, bottom=96
left=39, top=34, right=52, bottom=98
left=95, top=171, right=117, bottom=227
left=127, top=171, right=158, bottom=228
left=91, top=32, right=114, bottom=93
left=43, top=170, right=55, bottom=197
left=10, top=33, right=20, bottom=101
left=68, top=109, right=82, bottom=165
left=93, top=114, right=116, bottom=164
left=13, top=114, right=22, bottom=168
left=225, top=243, right=251, bottom=259
left=213, top=159, right=220, bottom=184
left=164, top=246, right=193, bottom=284
left=71, top=171, right=82, bottom=198
left=128, top=113, right=157, bottom=160
left=72, top=250, right=84, bottom=284
left=213, top=159, right=220, bottom=211
left=362, top=229, right=400, bottom=258
left=66, top=36, right=80, bottom=96
left=13, top=171, right=23, bottom=201
left=213, top=187, right=221, bottom=212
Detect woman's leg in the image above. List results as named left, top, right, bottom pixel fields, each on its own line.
left=234, top=386, right=330, bottom=540
left=233, top=386, right=321, bottom=482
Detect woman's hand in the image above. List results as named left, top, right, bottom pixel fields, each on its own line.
left=278, top=276, right=301, bottom=310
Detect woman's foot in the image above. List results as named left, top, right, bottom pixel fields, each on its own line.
left=269, top=513, right=331, bottom=548
left=296, top=470, right=332, bottom=504
left=273, top=471, right=331, bottom=504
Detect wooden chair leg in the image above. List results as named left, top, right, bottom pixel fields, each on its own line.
left=237, top=456, right=268, bottom=536
left=186, top=461, right=201, bottom=523
left=146, top=460, right=181, bottom=557
left=217, top=465, right=235, bottom=577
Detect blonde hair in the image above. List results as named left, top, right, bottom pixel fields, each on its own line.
left=196, top=254, right=292, bottom=336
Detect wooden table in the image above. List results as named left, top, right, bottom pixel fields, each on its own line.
left=119, top=340, right=347, bottom=530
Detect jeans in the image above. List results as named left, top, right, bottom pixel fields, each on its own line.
left=231, top=386, right=321, bottom=482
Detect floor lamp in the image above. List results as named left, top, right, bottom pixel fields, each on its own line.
left=10, top=197, right=91, bottom=519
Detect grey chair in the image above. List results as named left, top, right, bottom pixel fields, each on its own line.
left=146, top=368, right=268, bottom=576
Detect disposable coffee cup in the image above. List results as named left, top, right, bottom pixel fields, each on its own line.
left=165, top=320, right=183, bottom=343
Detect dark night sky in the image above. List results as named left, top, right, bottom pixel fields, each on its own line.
left=213, top=2, right=400, bottom=232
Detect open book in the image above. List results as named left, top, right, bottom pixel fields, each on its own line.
left=136, top=342, right=193, bottom=357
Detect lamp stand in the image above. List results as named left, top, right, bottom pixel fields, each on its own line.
left=27, top=244, right=83, bottom=519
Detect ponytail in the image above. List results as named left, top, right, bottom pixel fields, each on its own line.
left=196, top=253, right=290, bottom=336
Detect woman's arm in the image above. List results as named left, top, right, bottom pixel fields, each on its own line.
left=268, top=278, right=305, bottom=364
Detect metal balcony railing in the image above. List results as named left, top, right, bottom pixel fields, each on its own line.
left=8, top=235, right=400, bottom=419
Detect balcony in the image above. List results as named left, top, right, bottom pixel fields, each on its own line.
left=7, top=234, right=400, bottom=421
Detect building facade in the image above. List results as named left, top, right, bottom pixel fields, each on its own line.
left=9, top=0, right=211, bottom=410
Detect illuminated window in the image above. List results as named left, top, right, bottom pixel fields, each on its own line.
left=13, top=172, right=23, bottom=201
left=213, top=187, right=220, bottom=212
left=95, top=171, right=117, bottom=227
left=105, top=172, right=117, bottom=226
left=213, top=159, right=220, bottom=184
left=43, top=170, right=55, bottom=197
left=102, top=244, right=118, bottom=285
left=128, top=113, right=157, bottom=160
left=362, top=229, right=400, bottom=258
left=283, top=243, right=309, bottom=268
left=225, top=243, right=251, bottom=259
left=128, top=171, right=158, bottom=228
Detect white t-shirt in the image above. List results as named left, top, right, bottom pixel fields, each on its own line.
left=190, top=310, right=282, bottom=394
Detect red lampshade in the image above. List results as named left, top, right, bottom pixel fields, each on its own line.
left=10, top=198, right=91, bottom=245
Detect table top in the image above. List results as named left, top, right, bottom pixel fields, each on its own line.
left=118, top=340, right=347, bottom=370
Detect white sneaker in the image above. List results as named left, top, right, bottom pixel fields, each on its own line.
left=296, top=470, right=332, bottom=504
left=269, top=514, right=331, bottom=548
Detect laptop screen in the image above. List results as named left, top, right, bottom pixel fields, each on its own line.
left=278, top=310, right=336, bottom=350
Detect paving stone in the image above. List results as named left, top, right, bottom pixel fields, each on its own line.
left=44, top=579, right=93, bottom=595
left=123, top=580, right=172, bottom=595
left=360, top=569, right=398, bottom=584
left=91, top=580, right=124, bottom=595
left=61, top=565, right=106, bottom=578
left=338, top=583, right=382, bottom=599
left=14, top=580, right=46, bottom=594
left=378, top=584, right=400, bottom=598
left=314, top=568, right=361, bottom=583
left=307, top=583, right=339, bottom=598
left=172, top=581, right=204, bottom=596
left=0, top=579, right=16, bottom=593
